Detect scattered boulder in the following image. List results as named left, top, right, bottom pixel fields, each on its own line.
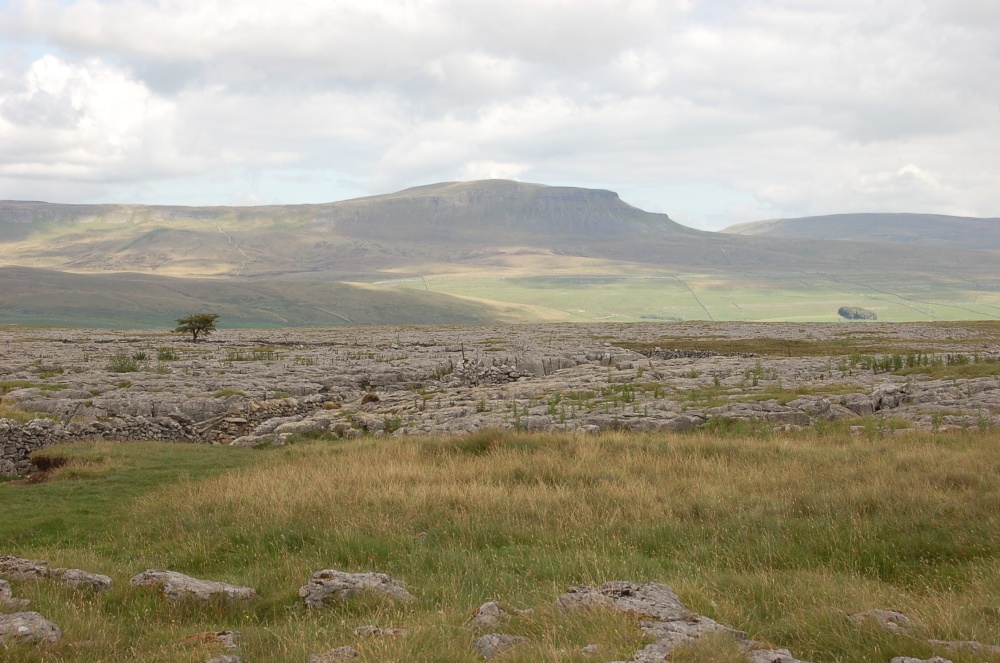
left=308, top=646, right=360, bottom=662
left=130, top=570, right=257, bottom=604
left=849, top=609, right=912, bottom=633
left=0, top=555, right=48, bottom=581
left=556, top=582, right=690, bottom=621
left=0, top=611, right=61, bottom=645
left=473, top=633, right=529, bottom=659
left=299, top=570, right=415, bottom=609
left=469, top=601, right=505, bottom=628
left=581, top=643, right=602, bottom=655
left=52, top=568, right=113, bottom=593
left=558, top=581, right=765, bottom=662
left=204, top=656, right=243, bottom=663
left=0, top=555, right=112, bottom=593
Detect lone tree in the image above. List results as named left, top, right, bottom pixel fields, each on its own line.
left=174, top=313, right=220, bottom=343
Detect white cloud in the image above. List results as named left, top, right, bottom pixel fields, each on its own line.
left=0, top=0, right=997, bottom=228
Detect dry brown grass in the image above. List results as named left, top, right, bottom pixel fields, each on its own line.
left=3, top=430, right=1000, bottom=662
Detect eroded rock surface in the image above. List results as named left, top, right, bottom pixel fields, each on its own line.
left=130, top=570, right=256, bottom=603
left=299, top=570, right=415, bottom=608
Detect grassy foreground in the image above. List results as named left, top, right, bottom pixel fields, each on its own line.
left=2, top=430, right=1000, bottom=662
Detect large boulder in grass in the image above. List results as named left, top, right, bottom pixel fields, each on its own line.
left=0, top=611, right=61, bottom=645
left=299, top=570, right=415, bottom=609
left=130, top=570, right=256, bottom=604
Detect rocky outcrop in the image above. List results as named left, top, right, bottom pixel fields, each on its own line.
left=130, top=570, right=256, bottom=603
left=0, top=611, right=61, bottom=645
left=5, top=323, right=1000, bottom=476
left=0, top=555, right=112, bottom=593
left=299, top=570, right=415, bottom=609
left=557, top=582, right=757, bottom=662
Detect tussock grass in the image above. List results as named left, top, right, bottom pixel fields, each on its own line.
left=2, top=431, right=1000, bottom=662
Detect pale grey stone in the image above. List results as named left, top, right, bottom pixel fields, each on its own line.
left=130, top=570, right=257, bottom=603
left=473, top=633, right=529, bottom=658
left=299, top=570, right=415, bottom=608
left=0, top=611, right=61, bottom=645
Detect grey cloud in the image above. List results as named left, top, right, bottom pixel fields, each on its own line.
left=0, top=0, right=997, bottom=227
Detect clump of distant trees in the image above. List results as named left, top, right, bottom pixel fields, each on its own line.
left=838, top=306, right=877, bottom=320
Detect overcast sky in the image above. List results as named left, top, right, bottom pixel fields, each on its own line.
left=0, top=0, right=997, bottom=230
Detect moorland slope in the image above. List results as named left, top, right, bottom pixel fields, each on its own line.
left=3, top=181, right=1000, bottom=325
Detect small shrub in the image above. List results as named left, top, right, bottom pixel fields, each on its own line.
left=156, top=347, right=179, bottom=361
left=106, top=352, right=141, bottom=373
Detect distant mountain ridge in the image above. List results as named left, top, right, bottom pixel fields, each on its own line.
left=722, top=212, right=1000, bottom=252
left=2, top=180, right=1000, bottom=326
